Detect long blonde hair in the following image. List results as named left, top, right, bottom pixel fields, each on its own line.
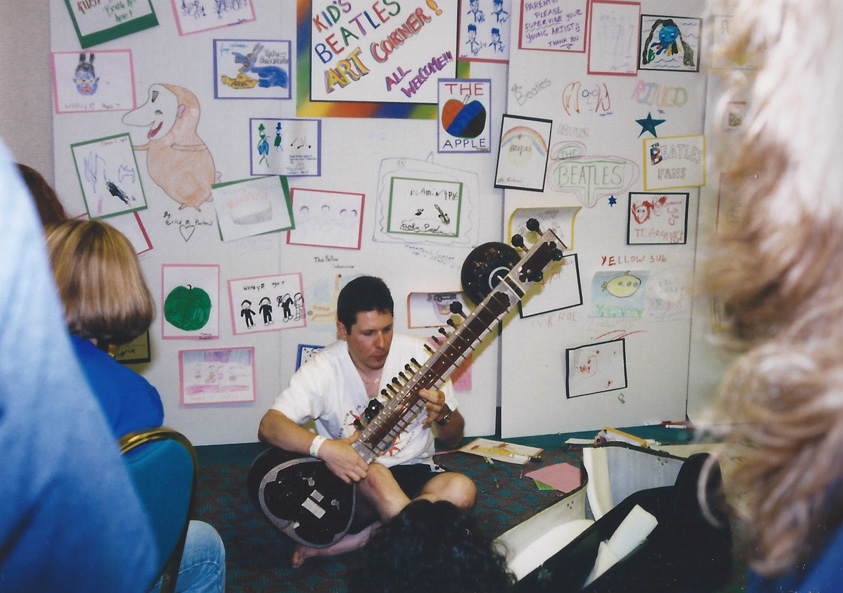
left=706, top=0, right=843, bottom=577
left=45, top=220, right=155, bottom=346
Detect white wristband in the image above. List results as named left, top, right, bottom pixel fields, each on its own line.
left=309, top=435, right=327, bottom=458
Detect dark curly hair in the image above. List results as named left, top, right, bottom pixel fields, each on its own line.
left=336, top=275, right=394, bottom=332
left=347, top=500, right=514, bottom=593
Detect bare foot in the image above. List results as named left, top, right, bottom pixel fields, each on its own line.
left=290, top=523, right=378, bottom=568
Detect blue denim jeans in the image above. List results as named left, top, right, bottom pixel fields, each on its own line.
left=150, top=520, right=226, bottom=593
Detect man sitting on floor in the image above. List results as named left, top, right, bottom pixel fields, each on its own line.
left=258, top=276, right=476, bottom=567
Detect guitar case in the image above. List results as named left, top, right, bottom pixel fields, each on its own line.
left=247, top=446, right=356, bottom=548
left=513, top=452, right=733, bottom=593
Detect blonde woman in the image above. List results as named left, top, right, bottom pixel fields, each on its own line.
left=45, top=219, right=163, bottom=437
left=706, top=0, right=843, bottom=590
left=45, top=219, right=226, bottom=593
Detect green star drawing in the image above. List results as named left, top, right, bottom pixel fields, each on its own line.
left=636, top=112, right=666, bottom=137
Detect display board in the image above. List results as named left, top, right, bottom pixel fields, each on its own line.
left=500, top=0, right=709, bottom=436
left=48, top=0, right=725, bottom=445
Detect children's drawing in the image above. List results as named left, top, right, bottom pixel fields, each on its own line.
left=458, top=0, right=512, bottom=63
left=710, top=14, right=760, bottom=70
left=297, top=344, right=325, bottom=369
left=590, top=271, right=648, bottom=318
left=642, top=135, right=705, bottom=190
left=519, top=254, right=582, bottom=319
left=715, top=173, right=743, bottom=236
left=307, top=0, right=458, bottom=105
left=114, top=331, right=151, bottom=364
left=249, top=118, right=321, bottom=177
left=123, top=83, right=219, bottom=211
left=639, top=15, right=701, bottom=72
left=53, top=50, right=137, bottom=114
left=70, top=133, right=147, bottom=219
left=212, top=175, right=294, bottom=242
left=645, top=267, right=692, bottom=321
left=566, top=339, right=627, bottom=398
left=180, top=347, right=256, bottom=405
left=438, top=78, right=492, bottom=153
left=374, top=157, right=480, bottom=247
left=545, top=141, right=639, bottom=207
left=215, top=40, right=291, bottom=100
left=508, top=206, right=581, bottom=250
left=561, top=80, right=612, bottom=116
left=518, top=0, right=587, bottom=52
left=162, top=264, right=219, bottom=339
left=228, top=274, right=306, bottom=335
left=494, top=114, right=553, bottom=192
left=407, top=292, right=468, bottom=329
left=587, top=0, right=640, bottom=75
left=171, top=0, right=256, bottom=36
left=287, top=188, right=364, bottom=249
left=63, top=0, right=158, bottom=48
left=387, top=177, right=462, bottom=239
left=628, top=192, right=688, bottom=245
left=107, top=211, right=153, bottom=255
left=306, top=274, right=343, bottom=324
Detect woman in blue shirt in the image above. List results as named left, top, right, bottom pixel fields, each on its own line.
left=45, top=219, right=226, bottom=593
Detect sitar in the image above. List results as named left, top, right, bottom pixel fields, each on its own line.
left=247, top=220, right=565, bottom=548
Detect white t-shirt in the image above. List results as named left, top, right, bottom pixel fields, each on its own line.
left=270, top=333, right=458, bottom=468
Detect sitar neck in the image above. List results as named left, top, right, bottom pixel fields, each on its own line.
left=352, top=227, right=564, bottom=464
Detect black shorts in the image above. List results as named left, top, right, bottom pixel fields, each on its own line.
left=348, top=463, right=443, bottom=533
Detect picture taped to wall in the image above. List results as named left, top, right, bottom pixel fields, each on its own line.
left=171, top=0, right=256, bottom=36
left=545, top=140, right=639, bottom=207
left=642, top=135, right=705, bottom=190
left=307, top=0, right=458, bottom=105
left=587, top=0, right=640, bottom=76
left=458, top=0, right=512, bottom=63
left=438, top=78, right=492, bottom=153
left=590, top=271, right=647, bottom=318
left=64, top=0, right=158, bottom=48
left=212, top=175, right=294, bottom=242
left=387, top=177, right=462, bottom=238
left=519, top=253, right=582, bottom=318
left=407, top=291, right=469, bottom=328
left=228, top=273, right=306, bottom=335
left=114, top=331, right=151, bottom=365
left=374, top=157, right=480, bottom=247
left=214, top=40, right=292, bottom=100
left=627, top=192, right=689, bottom=245
left=107, top=211, right=153, bottom=255
left=494, top=114, right=552, bottom=191
left=638, top=14, right=702, bottom=72
left=51, top=50, right=136, bottom=114
left=566, top=339, right=628, bottom=398
left=70, top=133, right=147, bottom=219
left=287, top=188, right=364, bottom=249
left=249, top=118, right=321, bottom=177
left=296, top=344, right=324, bottom=370
left=179, top=347, right=256, bottom=405
left=518, top=0, right=588, bottom=52
left=161, top=264, right=219, bottom=340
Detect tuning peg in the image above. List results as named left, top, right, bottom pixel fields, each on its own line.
left=380, top=388, right=393, bottom=400
left=447, top=318, right=458, bottom=329
left=424, top=343, right=435, bottom=354
left=449, top=301, right=464, bottom=316
left=387, top=383, right=399, bottom=395
left=526, top=218, right=541, bottom=232
left=399, top=371, right=409, bottom=382
left=511, top=234, right=525, bottom=249
left=551, top=247, right=564, bottom=261
left=410, top=358, right=422, bottom=369
left=438, top=327, right=448, bottom=337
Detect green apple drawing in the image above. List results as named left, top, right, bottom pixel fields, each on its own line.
left=164, top=284, right=212, bottom=331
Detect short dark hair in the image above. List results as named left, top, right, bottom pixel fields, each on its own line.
left=348, top=500, right=514, bottom=593
left=336, top=276, right=394, bottom=332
